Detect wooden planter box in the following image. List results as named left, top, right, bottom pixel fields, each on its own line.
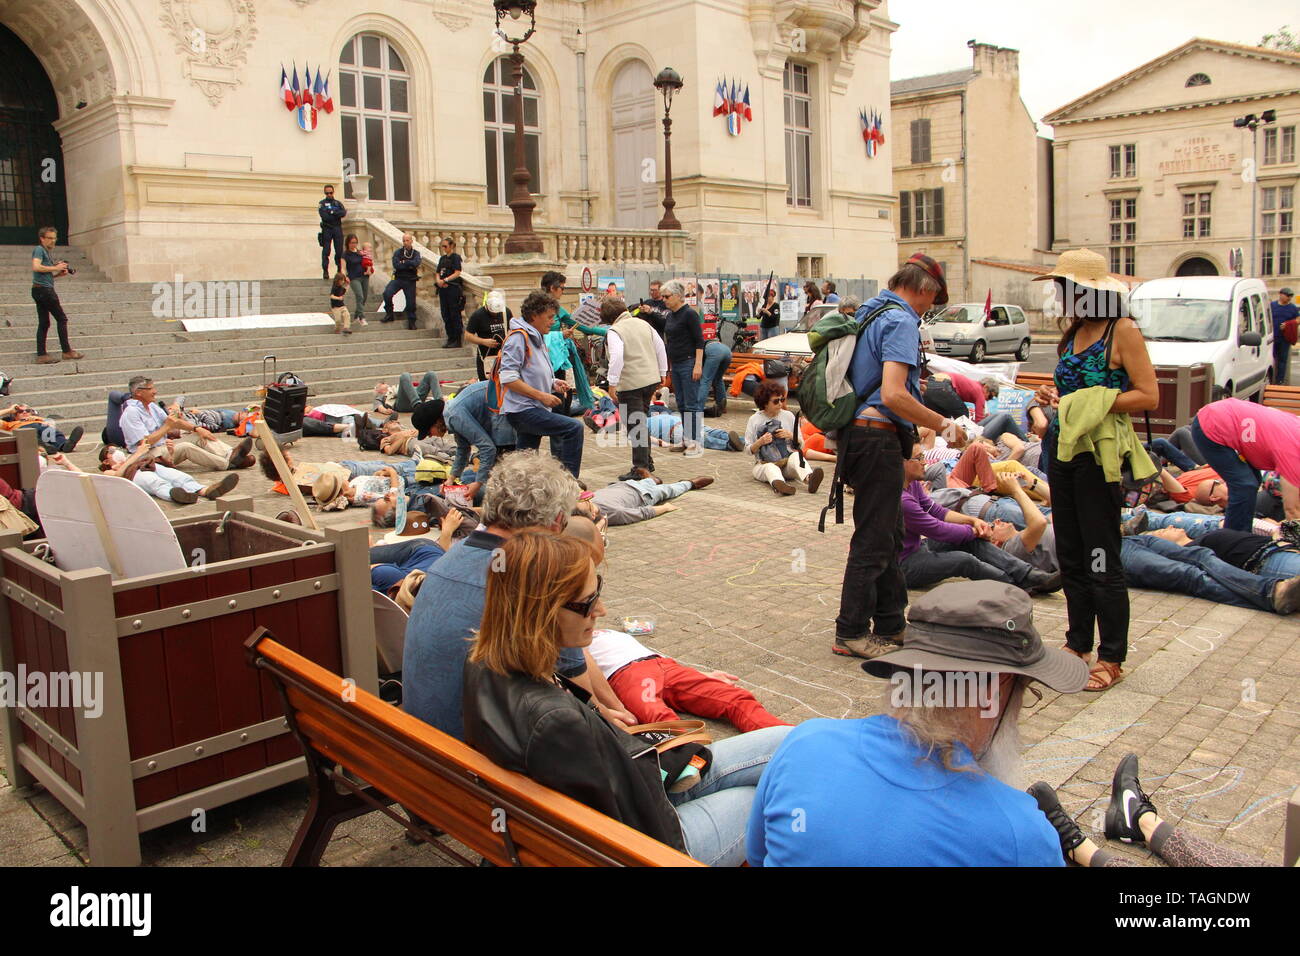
left=0, top=499, right=376, bottom=866
left=1149, top=363, right=1215, bottom=437
left=0, top=428, right=39, bottom=493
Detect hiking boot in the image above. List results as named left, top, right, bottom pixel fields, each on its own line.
left=36, top=354, right=59, bottom=365
left=1027, top=782, right=1085, bottom=862
left=202, top=474, right=239, bottom=500
left=1120, top=508, right=1149, bottom=537
left=832, top=633, right=902, bottom=660
left=806, top=467, right=824, bottom=495
left=690, top=476, right=714, bottom=490
left=61, top=426, right=84, bottom=453
left=169, top=486, right=200, bottom=504
left=227, top=437, right=254, bottom=469
left=1272, top=575, right=1300, bottom=614
left=61, top=350, right=84, bottom=360
left=1024, top=570, right=1063, bottom=595
left=727, top=431, right=744, bottom=452
left=583, top=411, right=599, bottom=432
left=771, top=479, right=796, bottom=496
left=1104, top=753, right=1157, bottom=844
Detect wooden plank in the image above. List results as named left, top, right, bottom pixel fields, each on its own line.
left=255, top=420, right=318, bottom=529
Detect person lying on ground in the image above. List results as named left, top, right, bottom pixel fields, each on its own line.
left=1138, top=521, right=1300, bottom=584
left=587, top=627, right=790, bottom=734
left=0, top=403, right=83, bottom=454
left=0, top=473, right=42, bottom=535
left=900, top=451, right=1060, bottom=595
left=1029, top=754, right=1274, bottom=868
left=744, top=382, right=824, bottom=497
left=927, top=480, right=1038, bottom=529
left=571, top=471, right=713, bottom=527
left=259, top=450, right=420, bottom=494
left=462, top=529, right=791, bottom=867
left=119, top=376, right=253, bottom=471
left=91, top=443, right=238, bottom=504
left=629, top=395, right=743, bottom=452
left=946, top=440, right=1051, bottom=504
left=747, top=581, right=1085, bottom=866
left=369, top=511, right=465, bottom=592
left=403, top=452, right=631, bottom=739
left=374, top=372, right=444, bottom=415
left=165, top=402, right=240, bottom=434
left=798, top=418, right=838, bottom=462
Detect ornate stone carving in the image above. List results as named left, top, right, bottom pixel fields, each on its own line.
left=158, top=0, right=259, bottom=107
left=3, top=0, right=120, bottom=111
left=750, top=0, right=880, bottom=93
left=432, top=0, right=473, bottom=32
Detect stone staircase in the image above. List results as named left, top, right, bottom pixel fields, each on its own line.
left=0, top=245, right=477, bottom=435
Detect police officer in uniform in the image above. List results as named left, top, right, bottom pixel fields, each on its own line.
left=435, top=237, right=464, bottom=348
left=318, top=184, right=346, bottom=280
left=382, top=233, right=422, bottom=328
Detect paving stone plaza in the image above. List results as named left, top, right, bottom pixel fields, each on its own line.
left=2, top=408, right=1296, bottom=868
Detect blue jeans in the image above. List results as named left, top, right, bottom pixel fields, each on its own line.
left=446, top=405, right=498, bottom=484
left=1275, top=345, right=1291, bottom=386
left=958, top=496, right=1033, bottom=529
left=697, top=341, right=732, bottom=410
left=506, top=404, right=584, bottom=477
left=904, top=538, right=1037, bottom=589
left=979, top=411, right=1026, bottom=442
left=670, top=359, right=702, bottom=446
left=1121, top=535, right=1279, bottom=611
left=1190, top=417, right=1260, bottom=532
left=759, top=325, right=780, bottom=340
left=1258, top=545, right=1300, bottom=578
left=1138, top=511, right=1228, bottom=535
left=343, top=458, right=416, bottom=484
left=669, top=725, right=791, bottom=867
left=1148, top=437, right=1199, bottom=472
left=701, top=426, right=733, bottom=451
left=627, top=477, right=692, bottom=505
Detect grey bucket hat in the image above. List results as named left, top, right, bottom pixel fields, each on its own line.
left=863, top=581, right=1088, bottom=693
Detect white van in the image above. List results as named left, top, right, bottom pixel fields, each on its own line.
left=1127, top=276, right=1273, bottom=401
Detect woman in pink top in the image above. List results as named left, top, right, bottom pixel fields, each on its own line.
left=1192, top=398, right=1300, bottom=531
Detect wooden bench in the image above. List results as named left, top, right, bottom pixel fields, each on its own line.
left=1263, top=384, right=1300, bottom=416
left=245, top=628, right=701, bottom=867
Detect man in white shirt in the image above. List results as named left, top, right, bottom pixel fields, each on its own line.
left=601, top=296, right=667, bottom=481
left=119, top=375, right=254, bottom=471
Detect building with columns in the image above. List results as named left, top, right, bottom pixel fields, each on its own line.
left=1044, top=38, right=1300, bottom=290
left=0, top=0, right=903, bottom=285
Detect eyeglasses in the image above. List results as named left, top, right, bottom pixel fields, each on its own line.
left=562, top=575, right=603, bottom=617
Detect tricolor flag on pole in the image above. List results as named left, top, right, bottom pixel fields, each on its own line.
left=291, top=64, right=303, bottom=107
left=312, top=67, right=325, bottom=110
left=322, top=70, right=334, bottom=114
left=280, top=66, right=295, bottom=111
left=741, top=85, right=752, bottom=122
left=727, top=79, right=740, bottom=136
left=713, top=79, right=727, bottom=117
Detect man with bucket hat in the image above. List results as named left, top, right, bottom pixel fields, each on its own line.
left=833, top=253, right=969, bottom=661
left=747, top=580, right=1087, bottom=866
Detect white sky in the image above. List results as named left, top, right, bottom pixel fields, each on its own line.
left=887, top=0, right=1292, bottom=135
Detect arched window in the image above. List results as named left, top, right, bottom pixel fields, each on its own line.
left=483, top=56, right=541, bottom=207
left=1186, top=73, right=1211, bottom=87
left=338, top=33, right=412, bottom=203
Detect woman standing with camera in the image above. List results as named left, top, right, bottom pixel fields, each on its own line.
left=1033, top=249, right=1158, bottom=693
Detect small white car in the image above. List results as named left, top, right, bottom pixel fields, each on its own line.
left=924, top=303, right=1033, bottom=363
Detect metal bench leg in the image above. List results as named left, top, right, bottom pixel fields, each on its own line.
left=283, top=769, right=374, bottom=867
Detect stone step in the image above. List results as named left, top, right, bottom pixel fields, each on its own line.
left=0, top=281, right=331, bottom=303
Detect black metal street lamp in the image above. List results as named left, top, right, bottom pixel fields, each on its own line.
left=654, top=66, right=684, bottom=231
left=494, top=0, right=544, bottom=254
left=1233, top=109, right=1277, bottom=276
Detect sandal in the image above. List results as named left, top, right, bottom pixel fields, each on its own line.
left=1084, top=660, right=1123, bottom=692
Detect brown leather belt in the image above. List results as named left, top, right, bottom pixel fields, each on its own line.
left=852, top=417, right=897, bottom=432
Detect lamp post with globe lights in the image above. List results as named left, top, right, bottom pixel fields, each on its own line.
left=493, top=0, right=544, bottom=254
left=654, top=67, right=684, bottom=231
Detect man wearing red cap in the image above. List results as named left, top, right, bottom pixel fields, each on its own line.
left=833, top=253, right=968, bottom=661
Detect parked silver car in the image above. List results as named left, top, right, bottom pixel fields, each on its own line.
left=925, top=303, right=1032, bottom=363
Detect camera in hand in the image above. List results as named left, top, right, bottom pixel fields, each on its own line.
left=64, top=267, right=76, bottom=276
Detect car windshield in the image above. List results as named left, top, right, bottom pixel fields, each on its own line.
left=794, top=303, right=838, bottom=332
left=926, top=305, right=973, bottom=325
left=1130, top=298, right=1231, bottom=343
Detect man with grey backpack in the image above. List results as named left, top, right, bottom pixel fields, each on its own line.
left=825, top=254, right=968, bottom=662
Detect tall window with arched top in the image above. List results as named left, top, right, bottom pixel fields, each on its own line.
left=483, top=57, right=542, bottom=207
left=338, top=33, right=412, bottom=203
left=1185, top=73, right=1211, bottom=87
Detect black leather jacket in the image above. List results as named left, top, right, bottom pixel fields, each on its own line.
left=462, top=661, right=687, bottom=852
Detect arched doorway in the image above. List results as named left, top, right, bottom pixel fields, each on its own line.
left=610, top=60, right=658, bottom=229
left=0, top=24, right=67, bottom=245
left=1175, top=256, right=1218, bottom=276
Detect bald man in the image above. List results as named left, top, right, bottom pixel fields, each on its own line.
left=382, top=233, right=422, bottom=327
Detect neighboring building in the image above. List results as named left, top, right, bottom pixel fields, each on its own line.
left=0, top=0, right=900, bottom=283
left=891, top=41, right=1048, bottom=304
left=1044, top=38, right=1300, bottom=290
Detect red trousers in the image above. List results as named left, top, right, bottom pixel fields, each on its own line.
left=607, top=657, right=787, bottom=733
left=947, top=442, right=996, bottom=493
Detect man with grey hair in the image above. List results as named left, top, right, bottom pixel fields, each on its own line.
left=118, top=375, right=254, bottom=472
left=748, top=581, right=1086, bottom=866
left=661, top=278, right=705, bottom=457
left=837, top=294, right=861, bottom=316
left=402, top=450, right=633, bottom=739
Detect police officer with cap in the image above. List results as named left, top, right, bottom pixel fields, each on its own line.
left=318, top=184, right=346, bottom=280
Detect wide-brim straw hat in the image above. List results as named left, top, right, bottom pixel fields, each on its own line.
left=312, top=472, right=344, bottom=507
left=1032, top=248, right=1129, bottom=295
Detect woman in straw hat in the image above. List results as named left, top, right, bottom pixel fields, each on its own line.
left=1031, top=248, right=1158, bottom=692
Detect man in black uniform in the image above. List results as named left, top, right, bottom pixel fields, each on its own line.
left=434, top=237, right=464, bottom=348
left=318, top=184, right=346, bottom=280
left=382, top=233, right=422, bottom=328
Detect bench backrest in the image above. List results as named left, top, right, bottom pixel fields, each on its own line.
left=246, top=628, right=701, bottom=867
left=1263, top=385, right=1300, bottom=416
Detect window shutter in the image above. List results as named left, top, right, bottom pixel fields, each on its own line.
left=900, top=192, right=912, bottom=238
left=933, top=188, right=944, bottom=235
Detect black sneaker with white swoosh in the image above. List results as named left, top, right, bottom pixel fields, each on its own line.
left=1104, top=752, right=1158, bottom=844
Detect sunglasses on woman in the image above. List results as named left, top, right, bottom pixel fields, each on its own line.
left=562, top=575, right=603, bottom=617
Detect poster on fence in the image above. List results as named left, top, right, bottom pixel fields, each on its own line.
left=597, top=276, right=625, bottom=297
left=741, top=280, right=764, bottom=322
left=683, top=277, right=699, bottom=308
left=699, top=278, right=719, bottom=319
left=720, top=278, right=741, bottom=320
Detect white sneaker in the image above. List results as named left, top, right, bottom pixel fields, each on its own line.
left=683, top=444, right=703, bottom=458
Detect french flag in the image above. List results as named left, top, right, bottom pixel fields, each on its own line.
left=741, top=84, right=752, bottom=122
left=322, top=70, right=334, bottom=114
left=727, top=79, right=740, bottom=135
left=280, top=66, right=294, bottom=111
left=291, top=64, right=303, bottom=107
left=712, top=80, right=727, bottom=117
left=312, top=67, right=325, bottom=110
